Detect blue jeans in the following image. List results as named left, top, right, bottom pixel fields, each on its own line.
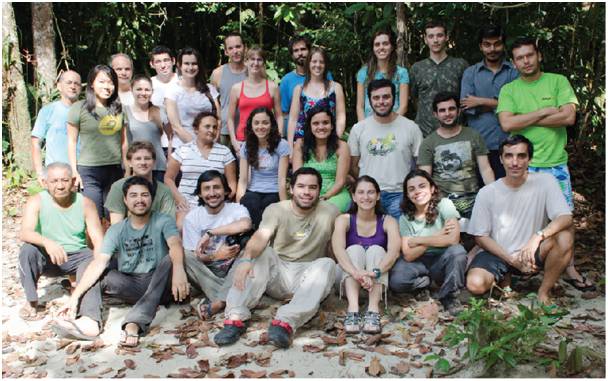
left=78, top=164, right=123, bottom=219
left=380, top=191, right=403, bottom=220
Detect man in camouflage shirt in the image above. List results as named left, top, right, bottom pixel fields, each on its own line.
left=410, top=20, right=468, bottom=137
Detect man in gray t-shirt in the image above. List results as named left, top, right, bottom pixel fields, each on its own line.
left=466, top=135, right=573, bottom=305
left=52, top=177, right=189, bottom=347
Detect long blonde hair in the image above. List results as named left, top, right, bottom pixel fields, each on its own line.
left=245, top=46, right=267, bottom=79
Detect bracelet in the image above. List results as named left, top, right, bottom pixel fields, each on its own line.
left=238, top=258, right=254, bottom=264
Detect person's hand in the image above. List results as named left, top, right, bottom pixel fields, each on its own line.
left=541, top=107, right=560, bottom=118
left=360, top=275, right=374, bottom=291
left=73, top=171, right=83, bottom=191
left=233, top=261, right=254, bottom=291
left=195, top=233, right=211, bottom=258
left=442, top=219, right=458, bottom=235
left=56, top=297, right=79, bottom=320
left=231, top=141, right=242, bottom=157
left=171, top=267, right=190, bottom=302
left=44, top=239, right=68, bottom=265
left=518, top=235, right=542, bottom=272
left=176, top=194, right=190, bottom=213
left=214, top=244, right=240, bottom=261
left=461, top=95, right=484, bottom=109
left=508, top=251, right=534, bottom=274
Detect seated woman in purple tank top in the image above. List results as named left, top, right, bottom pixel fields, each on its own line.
left=331, top=176, right=400, bottom=335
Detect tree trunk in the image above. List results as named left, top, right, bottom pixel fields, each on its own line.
left=32, top=2, right=57, bottom=103
left=395, top=3, right=408, bottom=67
left=3, top=2, right=33, bottom=172
left=258, top=2, right=264, bottom=45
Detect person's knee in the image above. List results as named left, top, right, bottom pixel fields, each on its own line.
left=445, top=245, right=467, bottom=263
left=466, top=271, right=491, bottom=295
left=19, top=244, right=39, bottom=265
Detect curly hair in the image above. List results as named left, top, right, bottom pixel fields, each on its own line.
left=244, top=107, right=281, bottom=169
left=301, top=105, right=338, bottom=164
left=401, top=169, right=441, bottom=225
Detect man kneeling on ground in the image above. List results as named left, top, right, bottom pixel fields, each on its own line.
left=214, top=167, right=340, bottom=348
left=19, top=162, right=103, bottom=320
left=466, top=135, right=573, bottom=304
left=182, top=170, right=252, bottom=320
left=52, top=176, right=190, bottom=346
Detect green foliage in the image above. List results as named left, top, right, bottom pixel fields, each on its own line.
left=429, top=298, right=568, bottom=375
left=3, top=152, right=31, bottom=189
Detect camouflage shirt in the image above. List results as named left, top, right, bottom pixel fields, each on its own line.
left=410, top=56, right=468, bottom=136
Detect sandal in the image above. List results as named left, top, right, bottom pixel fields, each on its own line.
left=119, top=325, right=140, bottom=347
left=344, top=312, right=361, bottom=334
left=563, top=276, right=596, bottom=292
left=51, top=319, right=98, bottom=341
left=362, top=311, right=381, bottom=334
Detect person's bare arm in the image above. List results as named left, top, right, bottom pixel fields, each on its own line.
left=409, top=218, right=460, bottom=248
left=83, top=197, right=104, bottom=251
left=210, top=66, right=222, bottom=89
left=164, top=157, right=188, bottom=212
left=461, top=95, right=498, bottom=113
left=322, top=141, right=350, bottom=199
left=419, top=165, right=432, bottom=176
left=477, top=155, right=495, bottom=186
left=224, top=160, right=238, bottom=200
left=536, top=103, right=577, bottom=127
left=31, top=137, right=44, bottom=185
left=67, top=122, right=82, bottom=189
left=165, top=98, right=194, bottom=143
left=20, top=195, right=68, bottom=265
left=350, top=155, right=361, bottom=178
left=278, top=155, right=289, bottom=201
left=401, top=236, right=428, bottom=262
left=226, top=85, right=241, bottom=153
left=332, top=214, right=373, bottom=279
left=236, top=157, right=249, bottom=203
left=166, top=235, right=190, bottom=302
left=377, top=216, right=401, bottom=272
left=334, top=82, right=347, bottom=138
left=396, top=83, right=409, bottom=116
left=287, top=85, right=302, bottom=150
left=109, top=212, right=125, bottom=225
left=121, top=123, right=130, bottom=177
left=271, top=82, right=284, bottom=137
left=498, top=107, right=558, bottom=132
left=355, top=81, right=366, bottom=121
left=292, top=140, right=304, bottom=171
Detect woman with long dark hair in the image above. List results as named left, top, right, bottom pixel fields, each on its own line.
left=236, top=107, right=289, bottom=228
left=332, top=176, right=400, bottom=334
left=165, top=47, right=220, bottom=151
left=389, top=169, right=467, bottom=316
left=355, top=30, right=409, bottom=121
left=67, top=64, right=125, bottom=220
left=292, top=105, right=350, bottom=212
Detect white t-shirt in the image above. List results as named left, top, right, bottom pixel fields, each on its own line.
left=152, top=73, right=180, bottom=148
left=171, top=142, right=235, bottom=208
left=348, top=114, right=423, bottom=192
left=165, top=82, right=219, bottom=149
left=467, top=172, right=571, bottom=255
left=118, top=91, right=134, bottom=107
left=182, top=202, right=250, bottom=251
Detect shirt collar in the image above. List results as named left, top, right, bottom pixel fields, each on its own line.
left=476, top=58, right=513, bottom=72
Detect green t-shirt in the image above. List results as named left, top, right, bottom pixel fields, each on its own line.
left=100, top=212, right=179, bottom=273
left=418, top=126, right=488, bottom=196
left=399, top=198, right=460, bottom=255
left=496, top=73, right=578, bottom=167
left=104, top=177, right=176, bottom=219
left=36, top=191, right=88, bottom=252
left=67, top=100, right=123, bottom=166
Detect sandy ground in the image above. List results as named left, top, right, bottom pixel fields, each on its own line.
left=2, top=189, right=605, bottom=378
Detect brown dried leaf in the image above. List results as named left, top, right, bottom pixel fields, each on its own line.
left=30, top=370, right=48, bottom=378
left=82, top=339, right=106, bottom=352
left=345, top=351, right=365, bottom=361
left=374, top=346, right=391, bottom=355
left=148, top=325, right=161, bottom=336
left=56, top=339, right=74, bottom=350
left=581, top=290, right=601, bottom=300
left=226, top=353, right=251, bottom=369
left=410, top=361, right=423, bottom=368
left=240, top=369, right=267, bottom=378
left=124, top=359, right=136, bottom=370
left=99, top=367, right=113, bottom=375
left=390, top=361, right=410, bottom=376
left=255, top=350, right=273, bottom=367
left=258, top=332, right=269, bottom=345
left=366, top=356, right=386, bottom=377
left=197, top=359, right=210, bottom=373
left=303, top=344, right=326, bottom=353
left=339, top=350, right=347, bottom=366
left=65, top=343, right=80, bottom=355
left=414, top=333, right=425, bottom=344
left=419, top=345, right=431, bottom=354
left=78, top=366, right=87, bottom=373
left=365, top=332, right=391, bottom=346
left=186, top=344, right=198, bottom=359
left=391, top=350, right=409, bottom=359
left=268, top=369, right=295, bottom=378
left=65, top=354, right=80, bottom=366
left=323, top=351, right=339, bottom=358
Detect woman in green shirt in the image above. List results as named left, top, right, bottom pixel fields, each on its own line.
left=67, top=65, right=126, bottom=220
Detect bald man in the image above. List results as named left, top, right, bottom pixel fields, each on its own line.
left=110, top=53, right=134, bottom=106
left=31, top=70, right=82, bottom=186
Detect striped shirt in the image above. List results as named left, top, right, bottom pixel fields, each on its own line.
left=172, top=142, right=235, bottom=207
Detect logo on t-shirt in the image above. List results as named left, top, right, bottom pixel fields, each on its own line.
left=98, top=115, right=123, bottom=136
left=366, top=134, right=396, bottom=156
left=293, top=222, right=313, bottom=241
left=259, top=152, right=273, bottom=169
left=434, top=141, right=473, bottom=180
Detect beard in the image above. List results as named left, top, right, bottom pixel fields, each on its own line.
left=295, top=56, right=306, bottom=66
left=293, top=195, right=318, bottom=210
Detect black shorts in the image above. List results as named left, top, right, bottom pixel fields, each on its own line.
left=468, top=249, right=543, bottom=283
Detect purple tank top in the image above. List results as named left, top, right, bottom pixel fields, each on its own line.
left=345, top=214, right=387, bottom=250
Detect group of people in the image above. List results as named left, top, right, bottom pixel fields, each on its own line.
left=21, top=20, right=591, bottom=350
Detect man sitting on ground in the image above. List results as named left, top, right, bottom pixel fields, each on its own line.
left=105, top=141, right=175, bottom=224
left=466, top=135, right=573, bottom=304
left=18, top=162, right=103, bottom=320
left=214, top=167, right=340, bottom=348
left=182, top=170, right=252, bottom=320
left=52, top=176, right=190, bottom=347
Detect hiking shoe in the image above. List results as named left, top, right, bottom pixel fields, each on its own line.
left=214, top=319, right=247, bottom=346
left=344, top=312, right=361, bottom=334
left=441, top=296, right=464, bottom=317
left=362, top=311, right=381, bottom=334
left=268, top=320, right=293, bottom=349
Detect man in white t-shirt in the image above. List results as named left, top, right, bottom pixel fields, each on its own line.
left=182, top=170, right=251, bottom=320
left=149, top=46, right=180, bottom=155
left=466, top=135, right=573, bottom=304
left=348, top=78, right=423, bottom=220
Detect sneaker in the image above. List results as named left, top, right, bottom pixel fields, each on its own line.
left=344, top=312, right=361, bottom=334
left=268, top=320, right=293, bottom=349
left=214, top=319, right=247, bottom=346
left=362, top=311, right=381, bottom=334
left=441, top=296, right=464, bottom=317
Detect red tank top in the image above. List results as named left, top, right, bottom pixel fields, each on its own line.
left=236, top=80, right=273, bottom=141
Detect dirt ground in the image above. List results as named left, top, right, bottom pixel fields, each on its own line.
left=1, top=184, right=605, bottom=378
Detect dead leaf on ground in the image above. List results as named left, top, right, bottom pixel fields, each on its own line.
left=410, top=361, right=423, bottom=368
left=56, top=339, right=74, bottom=350
left=82, top=339, right=106, bottom=352
left=323, top=351, right=339, bottom=358
left=148, top=325, right=161, bottom=336
left=124, top=359, right=136, bottom=370
left=365, top=356, right=386, bottom=377
left=303, top=344, right=326, bottom=353
left=365, top=332, right=391, bottom=346
left=391, top=350, right=409, bottom=359
left=321, top=331, right=347, bottom=346
left=98, top=367, right=113, bottom=375
left=374, top=346, right=391, bottom=355
left=240, top=369, right=267, bottom=378
left=255, top=350, right=273, bottom=367
left=414, top=333, right=425, bottom=344
left=65, top=343, right=80, bottom=355
left=65, top=354, right=80, bottom=366
left=186, top=343, right=198, bottom=359
left=198, top=359, right=210, bottom=373
left=390, top=361, right=410, bottom=376
left=224, top=353, right=251, bottom=369
left=419, top=345, right=431, bottom=354
left=29, top=370, right=48, bottom=378
left=268, top=369, right=296, bottom=378
left=581, top=290, right=601, bottom=300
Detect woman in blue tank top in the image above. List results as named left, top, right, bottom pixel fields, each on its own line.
left=331, top=176, right=400, bottom=334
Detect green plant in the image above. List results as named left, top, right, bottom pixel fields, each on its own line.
left=3, top=152, right=31, bottom=188
left=428, top=297, right=568, bottom=375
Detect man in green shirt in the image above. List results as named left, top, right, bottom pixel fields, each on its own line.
left=496, top=37, right=592, bottom=291
left=410, top=20, right=468, bottom=136
left=105, top=141, right=176, bottom=224
left=52, top=176, right=189, bottom=347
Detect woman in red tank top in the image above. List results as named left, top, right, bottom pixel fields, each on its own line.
left=226, top=46, right=283, bottom=155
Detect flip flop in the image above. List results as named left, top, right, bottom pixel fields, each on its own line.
left=119, top=329, right=140, bottom=348
left=563, top=276, right=596, bottom=292
left=197, top=298, right=214, bottom=320
left=51, top=320, right=98, bottom=341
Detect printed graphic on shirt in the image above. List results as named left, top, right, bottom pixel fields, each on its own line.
left=98, top=115, right=123, bottom=135
left=433, top=141, right=473, bottom=181
left=366, top=134, right=396, bottom=156
left=293, top=222, right=313, bottom=240
left=259, top=152, right=273, bottom=169
left=122, top=233, right=154, bottom=269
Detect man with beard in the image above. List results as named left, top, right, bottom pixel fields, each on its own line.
left=410, top=20, right=468, bottom=137
left=52, top=176, right=190, bottom=347
left=348, top=78, right=423, bottom=220
left=497, top=37, right=591, bottom=292
left=211, top=32, right=248, bottom=146
left=110, top=53, right=135, bottom=106
left=31, top=70, right=82, bottom=186
left=418, top=92, right=494, bottom=218
left=213, top=167, right=339, bottom=348
left=460, top=25, right=519, bottom=179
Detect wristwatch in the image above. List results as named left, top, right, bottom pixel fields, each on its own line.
left=535, top=230, right=545, bottom=240
left=205, top=230, right=215, bottom=238
left=372, top=268, right=382, bottom=280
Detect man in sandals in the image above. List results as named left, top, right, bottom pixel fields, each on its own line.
left=52, top=176, right=190, bottom=346
left=182, top=170, right=252, bottom=320
left=214, top=167, right=340, bottom=348
left=18, top=162, right=103, bottom=321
